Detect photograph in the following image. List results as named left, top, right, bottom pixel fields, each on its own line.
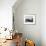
left=24, top=15, right=35, bottom=24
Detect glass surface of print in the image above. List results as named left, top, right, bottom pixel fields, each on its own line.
left=24, top=15, right=35, bottom=24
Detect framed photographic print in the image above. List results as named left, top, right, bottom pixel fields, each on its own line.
left=24, top=15, right=35, bottom=24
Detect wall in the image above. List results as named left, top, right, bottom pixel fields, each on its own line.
left=41, top=0, right=46, bottom=46
left=13, top=0, right=41, bottom=46
left=0, top=0, right=16, bottom=30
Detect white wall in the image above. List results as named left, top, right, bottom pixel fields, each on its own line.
left=41, top=0, right=46, bottom=46
left=0, top=0, right=16, bottom=30
left=13, top=0, right=46, bottom=46
left=13, top=0, right=41, bottom=46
